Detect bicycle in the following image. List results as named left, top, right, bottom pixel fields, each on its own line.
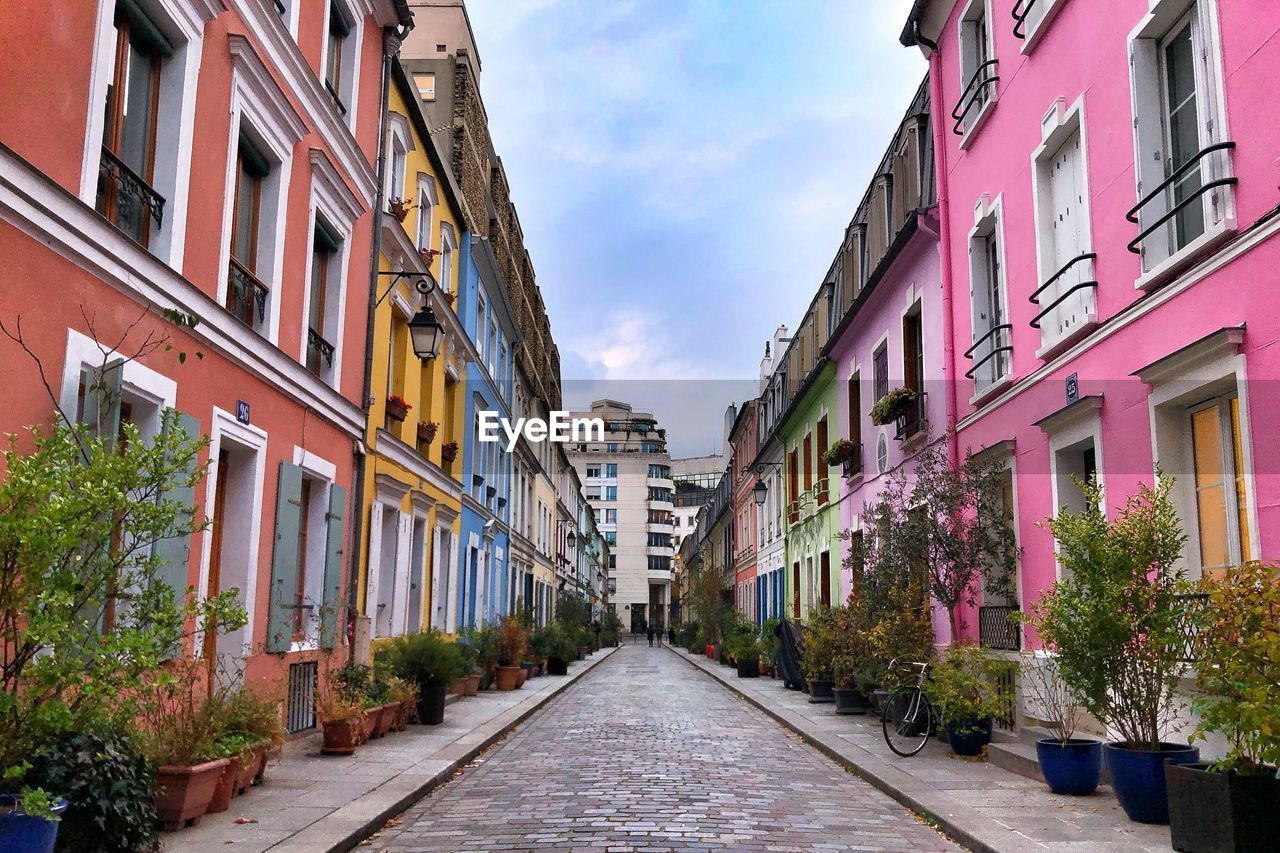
left=881, top=659, right=937, bottom=757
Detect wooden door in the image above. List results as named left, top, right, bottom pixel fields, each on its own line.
left=203, top=450, right=231, bottom=667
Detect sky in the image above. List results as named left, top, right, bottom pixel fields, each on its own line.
left=464, top=0, right=927, bottom=456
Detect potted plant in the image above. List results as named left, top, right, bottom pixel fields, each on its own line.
left=1026, top=477, right=1199, bottom=824
left=420, top=246, right=441, bottom=266
left=494, top=617, right=527, bottom=691
left=725, top=620, right=760, bottom=678
left=440, top=440, right=459, bottom=463
left=822, top=438, right=856, bottom=467
left=317, top=678, right=366, bottom=756
left=802, top=607, right=837, bottom=702
left=377, top=631, right=467, bottom=725
left=1018, top=651, right=1101, bottom=795
left=930, top=644, right=1009, bottom=757
left=207, top=732, right=255, bottom=814
left=870, top=387, right=916, bottom=425
left=831, top=655, right=873, bottom=715
left=138, top=685, right=231, bottom=832
left=0, top=792, right=68, bottom=853
left=1167, top=560, right=1280, bottom=852
left=388, top=196, right=415, bottom=222
left=386, top=675, right=419, bottom=730
left=545, top=626, right=576, bottom=675
left=416, top=421, right=438, bottom=445
left=386, top=394, right=411, bottom=422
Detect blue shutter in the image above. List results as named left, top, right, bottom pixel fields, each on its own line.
left=267, top=462, right=304, bottom=653
left=153, top=410, right=200, bottom=628
left=320, top=484, right=347, bottom=648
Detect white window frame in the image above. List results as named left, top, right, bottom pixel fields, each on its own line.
left=290, top=445, right=337, bottom=651
left=956, top=0, right=998, bottom=148
left=217, top=36, right=307, bottom=345
left=1041, top=398, right=1105, bottom=582
left=439, top=222, right=456, bottom=293
left=81, top=0, right=219, bottom=270
left=385, top=113, right=413, bottom=205
left=1015, top=0, right=1069, bottom=54
left=59, top=328, right=177, bottom=436
left=1141, top=328, right=1257, bottom=580
left=1127, top=0, right=1234, bottom=290
left=319, top=0, right=363, bottom=132
left=299, top=149, right=362, bottom=390
left=415, top=174, right=437, bottom=254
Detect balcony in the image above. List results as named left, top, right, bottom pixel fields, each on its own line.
left=97, top=146, right=164, bottom=245
left=951, top=60, right=998, bottom=136
left=841, top=448, right=864, bottom=480
left=306, top=327, right=335, bottom=377
left=1029, top=253, right=1097, bottom=344
left=226, top=257, right=269, bottom=327
left=964, top=324, right=1012, bottom=395
left=1125, top=142, right=1237, bottom=259
left=894, top=390, right=928, bottom=441
left=978, top=605, right=1020, bottom=651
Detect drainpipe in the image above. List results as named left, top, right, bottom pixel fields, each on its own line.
left=926, top=54, right=961, bottom=469
left=346, top=24, right=411, bottom=650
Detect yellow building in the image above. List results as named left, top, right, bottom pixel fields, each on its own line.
left=355, top=60, right=475, bottom=647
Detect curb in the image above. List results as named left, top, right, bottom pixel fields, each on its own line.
left=665, top=646, right=995, bottom=853
left=272, top=646, right=620, bottom=852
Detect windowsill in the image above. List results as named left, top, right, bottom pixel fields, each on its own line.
left=1017, top=0, right=1067, bottom=55
left=1134, top=220, right=1237, bottom=292
left=969, top=373, right=1013, bottom=408
left=958, top=94, right=997, bottom=151
left=1035, top=315, right=1099, bottom=361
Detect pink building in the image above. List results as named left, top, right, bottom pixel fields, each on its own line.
left=0, top=0, right=412, bottom=730
left=900, top=0, right=1280, bottom=654
left=728, top=399, right=760, bottom=621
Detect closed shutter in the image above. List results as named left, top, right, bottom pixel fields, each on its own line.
left=153, top=410, right=200, bottom=631
left=266, top=462, right=304, bottom=653
left=320, top=483, right=346, bottom=648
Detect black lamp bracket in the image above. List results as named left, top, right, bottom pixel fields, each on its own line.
left=376, top=270, right=436, bottom=306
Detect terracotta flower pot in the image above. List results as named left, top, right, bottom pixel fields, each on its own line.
left=440, top=443, right=459, bottom=463
left=495, top=665, right=522, bottom=691
left=155, top=758, right=230, bottom=831
left=321, top=718, right=360, bottom=756
left=449, top=677, right=468, bottom=695
left=465, top=674, right=481, bottom=696
left=207, top=756, right=243, bottom=814
left=417, top=422, right=438, bottom=444
left=236, top=746, right=262, bottom=794
left=386, top=399, right=409, bottom=422
left=515, top=667, right=528, bottom=688
left=252, top=744, right=270, bottom=785
left=393, top=700, right=409, bottom=731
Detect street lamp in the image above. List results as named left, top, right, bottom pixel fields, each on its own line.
left=752, top=478, right=768, bottom=506
left=408, top=306, right=444, bottom=360
left=566, top=530, right=576, bottom=550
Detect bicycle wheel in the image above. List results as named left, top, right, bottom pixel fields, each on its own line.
left=882, top=687, right=931, bottom=757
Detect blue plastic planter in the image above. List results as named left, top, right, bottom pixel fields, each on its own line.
left=944, top=718, right=993, bottom=756
left=1036, top=738, right=1102, bottom=795
left=1104, top=741, right=1199, bottom=824
left=0, top=795, right=68, bottom=853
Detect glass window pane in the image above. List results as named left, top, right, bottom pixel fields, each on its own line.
left=1230, top=398, right=1251, bottom=562
left=1195, top=485, right=1229, bottom=570
left=1190, top=407, right=1222, bottom=488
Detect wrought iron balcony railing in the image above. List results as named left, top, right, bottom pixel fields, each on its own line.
left=97, top=146, right=165, bottom=242
left=325, top=80, right=347, bottom=116
left=964, top=323, right=1013, bottom=383
left=979, top=604, right=1021, bottom=651
left=306, top=327, right=335, bottom=376
left=951, top=60, right=999, bottom=136
left=842, top=446, right=864, bottom=480
left=895, top=390, right=928, bottom=441
left=227, top=257, right=269, bottom=327
left=1011, top=0, right=1038, bottom=39
left=1126, top=142, right=1236, bottom=256
left=1029, top=252, right=1097, bottom=330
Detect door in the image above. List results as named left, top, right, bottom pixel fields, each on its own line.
left=203, top=450, right=231, bottom=668
left=407, top=517, right=426, bottom=634
left=819, top=551, right=831, bottom=607
left=791, top=562, right=801, bottom=618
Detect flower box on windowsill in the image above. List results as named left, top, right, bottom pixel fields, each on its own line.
left=388, top=197, right=414, bottom=223
left=386, top=396, right=411, bottom=422
left=440, top=442, right=459, bottom=464
left=417, top=421, right=438, bottom=445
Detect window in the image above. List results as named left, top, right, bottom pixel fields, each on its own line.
left=227, top=136, right=270, bottom=329
left=873, top=341, right=889, bottom=404
left=1128, top=0, right=1233, bottom=280
left=586, top=487, right=601, bottom=501
left=605, top=531, right=617, bottom=546
left=604, top=486, right=617, bottom=501
left=815, top=417, right=828, bottom=505
left=586, top=466, right=601, bottom=479
left=901, top=308, right=925, bottom=438
left=968, top=200, right=1011, bottom=391
left=306, top=220, right=341, bottom=378
left=415, top=185, right=434, bottom=253
left=605, top=463, right=618, bottom=478
left=802, top=433, right=813, bottom=492
left=475, top=295, right=486, bottom=360
left=324, top=2, right=351, bottom=115
left=787, top=448, right=799, bottom=523
left=413, top=72, right=435, bottom=100
left=605, top=509, right=617, bottom=524
left=647, top=533, right=671, bottom=548
left=847, top=371, right=862, bottom=471
left=1189, top=395, right=1250, bottom=574
left=96, top=4, right=165, bottom=246
left=439, top=223, right=455, bottom=292
left=955, top=0, right=996, bottom=139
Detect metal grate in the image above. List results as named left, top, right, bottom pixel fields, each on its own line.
left=286, top=661, right=318, bottom=734
left=979, top=605, right=1021, bottom=651
left=1172, top=593, right=1209, bottom=663
left=994, top=665, right=1017, bottom=732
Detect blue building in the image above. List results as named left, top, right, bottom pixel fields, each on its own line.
left=456, top=235, right=519, bottom=629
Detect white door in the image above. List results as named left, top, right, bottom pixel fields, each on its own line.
left=1047, top=130, right=1090, bottom=338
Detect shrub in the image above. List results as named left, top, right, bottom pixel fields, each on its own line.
left=801, top=606, right=839, bottom=681
left=376, top=631, right=466, bottom=689
left=496, top=616, right=528, bottom=666
left=870, top=387, right=916, bottom=425
left=22, top=730, right=159, bottom=853
left=723, top=619, right=760, bottom=661
left=546, top=626, right=579, bottom=662
left=822, top=439, right=856, bottom=467
left=759, top=618, right=780, bottom=666
left=930, top=644, right=1012, bottom=734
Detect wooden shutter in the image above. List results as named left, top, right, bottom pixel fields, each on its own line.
left=153, top=410, right=200, bottom=633
left=820, top=551, right=831, bottom=607
left=267, top=462, right=304, bottom=653
left=320, top=483, right=346, bottom=648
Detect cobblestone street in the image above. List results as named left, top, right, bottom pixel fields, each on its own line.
left=366, top=645, right=958, bottom=852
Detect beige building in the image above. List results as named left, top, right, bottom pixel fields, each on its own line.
left=565, top=400, right=673, bottom=632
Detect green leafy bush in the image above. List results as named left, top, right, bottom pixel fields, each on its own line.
left=723, top=619, right=760, bottom=661
left=376, top=631, right=466, bottom=688
left=870, top=387, right=916, bottom=425
left=929, top=644, right=1012, bottom=734
left=759, top=619, right=780, bottom=666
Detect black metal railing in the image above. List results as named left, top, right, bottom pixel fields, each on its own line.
left=306, top=327, right=335, bottom=375
left=1029, top=253, right=1097, bottom=330
left=227, top=257, right=269, bottom=326
left=842, top=446, right=864, bottom=480
left=951, top=60, right=999, bottom=136
left=994, top=663, right=1018, bottom=732
left=979, top=604, right=1021, bottom=650
left=1125, top=141, right=1236, bottom=255
left=1172, top=592, right=1209, bottom=663
left=963, top=323, right=1013, bottom=381
left=273, top=0, right=287, bottom=14
left=895, top=390, right=928, bottom=440
left=1011, top=0, right=1038, bottom=39
left=98, top=146, right=165, bottom=238
left=325, top=79, right=347, bottom=116
left=286, top=660, right=317, bottom=734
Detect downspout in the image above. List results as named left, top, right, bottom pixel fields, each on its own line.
left=926, top=53, right=960, bottom=469
left=347, top=24, right=411, bottom=651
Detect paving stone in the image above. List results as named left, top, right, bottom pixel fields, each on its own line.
left=367, top=646, right=956, bottom=851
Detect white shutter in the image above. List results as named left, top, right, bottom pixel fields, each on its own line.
left=365, top=503, right=384, bottom=622
left=392, top=512, right=412, bottom=635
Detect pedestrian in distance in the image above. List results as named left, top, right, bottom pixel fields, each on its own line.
left=668, top=626, right=676, bottom=646
left=647, top=624, right=655, bottom=647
